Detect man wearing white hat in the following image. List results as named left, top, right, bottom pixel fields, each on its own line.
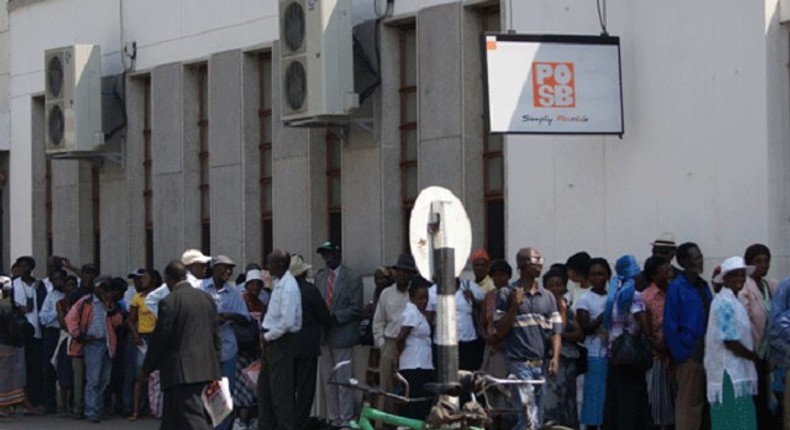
left=182, top=249, right=212, bottom=289
left=145, top=249, right=211, bottom=318
left=651, top=232, right=682, bottom=279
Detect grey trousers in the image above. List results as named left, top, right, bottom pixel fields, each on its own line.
left=318, top=344, right=354, bottom=427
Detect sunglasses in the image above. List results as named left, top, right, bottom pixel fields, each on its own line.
left=518, top=256, right=545, bottom=268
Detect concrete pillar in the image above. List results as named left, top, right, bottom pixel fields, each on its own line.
left=30, top=97, right=48, bottom=263
left=99, top=161, right=128, bottom=276
left=307, top=127, right=328, bottom=261
left=342, top=119, right=384, bottom=274
left=417, top=3, right=464, bottom=197
left=379, top=24, right=407, bottom=264
left=182, top=65, right=203, bottom=254
left=125, top=75, right=148, bottom=269
left=461, top=6, right=488, bottom=252
left=240, top=51, right=264, bottom=267
left=151, top=63, right=185, bottom=270
left=51, top=160, right=94, bottom=266
left=97, top=76, right=130, bottom=276
left=209, top=50, right=244, bottom=266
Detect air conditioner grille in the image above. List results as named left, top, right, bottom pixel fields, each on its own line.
left=285, top=60, right=307, bottom=111
left=48, top=105, right=65, bottom=147
left=47, top=56, right=64, bottom=99
left=282, top=2, right=306, bottom=53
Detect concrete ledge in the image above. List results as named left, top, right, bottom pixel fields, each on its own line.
left=8, top=0, right=46, bottom=12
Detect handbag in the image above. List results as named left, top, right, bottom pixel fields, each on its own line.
left=12, top=283, right=36, bottom=342
left=575, top=344, right=588, bottom=375
left=233, top=319, right=261, bottom=352
left=358, top=316, right=374, bottom=346
left=610, top=331, right=652, bottom=371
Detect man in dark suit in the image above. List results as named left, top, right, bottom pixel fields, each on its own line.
left=314, top=241, right=363, bottom=429
left=140, top=260, right=222, bottom=430
left=290, top=255, right=332, bottom=430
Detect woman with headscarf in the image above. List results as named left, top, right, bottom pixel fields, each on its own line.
left=602, top=255, right=652, bottom=429
left=704, top=256, right=759, bottom=430
left=740, top=244, right=779, bottom=428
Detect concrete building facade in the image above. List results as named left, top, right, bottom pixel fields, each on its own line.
left=3, top=0, right=790, bottom=281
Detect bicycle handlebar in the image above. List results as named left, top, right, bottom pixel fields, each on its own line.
left=477, top=374, right=545, bottom=387
left=328, top=380, right=432, bottom=404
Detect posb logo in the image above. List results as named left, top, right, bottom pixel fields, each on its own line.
left=532, top=62, right=576, bottom=108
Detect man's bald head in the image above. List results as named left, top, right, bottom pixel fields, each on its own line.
left=516, top=247, right=544, bottom=281
left=268, top=248, right=291, bottom=278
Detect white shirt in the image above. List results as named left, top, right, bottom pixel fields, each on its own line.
left=426, top=281, right=485, bottom=342
left=262, top=271, right=302, bottom=342
left=13, top=278, right=42, bottom=338
left=576, top=290, right=608, bottom=357
left=372, top=285, right=410, bottom=348
left=566, top=281, right=590, bottom=311
left=39, top=289, right=64, bottom=329
left=144, top=274, right=204, bottom=318
left=399, top=302, right=433, bottom=370
left=187, top=271, right=203, bottom=289
left=43, top=277, right=54, bottom=294
left=144, top=283, right=169, bottom=318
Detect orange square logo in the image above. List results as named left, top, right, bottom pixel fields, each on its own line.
left=531, top=62, right=576, bottom=108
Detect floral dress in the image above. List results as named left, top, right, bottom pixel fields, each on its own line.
left=704, top=288, right=758, bottom=430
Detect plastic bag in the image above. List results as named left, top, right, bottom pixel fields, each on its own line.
left=202, top=377, right=234, bottom=426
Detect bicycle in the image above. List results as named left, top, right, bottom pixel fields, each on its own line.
left=469, top=373, right=574, bottom=430
left=329, top=362, right=574, bottom=430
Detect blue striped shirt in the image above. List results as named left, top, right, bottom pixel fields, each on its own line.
left=496, top=284, right=563, bottom=361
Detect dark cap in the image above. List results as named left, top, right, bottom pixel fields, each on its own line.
left=212, top=255, right=236, bottom=267
left=489, top=259, right=513, bottom=277
left=391, top=254, right=417, bottom=272
left=316, top=241, right=341, bottom=254
left=81, top=263, right=98, bottom=274
left=127, top=268, right=147, bottom=279
left=94, top=276, right=113, bottom=289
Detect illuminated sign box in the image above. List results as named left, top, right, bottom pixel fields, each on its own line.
left=482, top=34, right=624, bottom=135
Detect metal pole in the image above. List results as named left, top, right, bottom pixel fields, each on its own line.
left=434, top=246, right=457, bottom=385
left=428, top=201, right=458, bottom=390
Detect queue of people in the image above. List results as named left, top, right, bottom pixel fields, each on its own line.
left=0, top=233, right=787, bottom=430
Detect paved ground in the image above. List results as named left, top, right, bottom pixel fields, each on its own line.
left=0, top=415, right=160, bottom=429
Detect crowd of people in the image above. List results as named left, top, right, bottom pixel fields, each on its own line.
left=0, top=234, right=788, bottom=430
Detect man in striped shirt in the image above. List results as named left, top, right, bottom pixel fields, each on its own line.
left=495, top=247, right=562, bottom=430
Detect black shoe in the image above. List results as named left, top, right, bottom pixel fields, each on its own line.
left=87, top=416, right=101, bottom=423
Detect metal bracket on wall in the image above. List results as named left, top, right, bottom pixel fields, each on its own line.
left=349, top=117, right=376, bottom=136
left=48, top=147, right=125, bottom=169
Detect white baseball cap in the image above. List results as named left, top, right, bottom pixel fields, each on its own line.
left=181, top=249, right=211, bottom=266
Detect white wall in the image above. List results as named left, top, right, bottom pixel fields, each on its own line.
left=5, top=0, right=466, bottom=266
left=505, top=0, right=790, bottom=278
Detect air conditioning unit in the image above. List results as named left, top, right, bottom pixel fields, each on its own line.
left=279, top=0, right=359, bottom=124
left=44, top=44, right=103, bottom=155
